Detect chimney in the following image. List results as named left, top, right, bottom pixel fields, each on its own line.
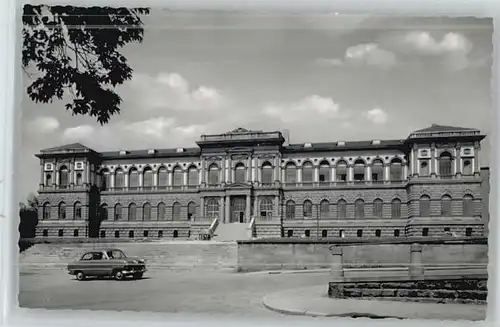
left=283, top=129, right=290, bottom=146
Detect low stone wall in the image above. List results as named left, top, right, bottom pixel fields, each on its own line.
left=236, top=237, right=488, bottom=272
left=328, top=276, right=488, bottom=305
left=20, top=240, right=238, bottom=271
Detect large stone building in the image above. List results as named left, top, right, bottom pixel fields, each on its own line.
left=34, top=124, right=488, bottom=241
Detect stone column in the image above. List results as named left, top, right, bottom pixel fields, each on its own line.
left=124, top=173, right=129, bottom=188
left=52, top=160, right=57, bottom=186
left=200, top=158, right=206, bottom=184
left=384, top=164, right=390, bottom=181
left=168, top=170, right=173, bottom=186
left=110, top=174, right=115, bottom=189
left=409, top=243, right=424, bottom=278
left=474, top=142, right=480, bottom=175
left=329, top=245, right=344, bottom=279
left=366, top=165, right=372, bottom=181
left=69, top=161, right=74, bottom=186
left=225, top=195, right=231, bottom=223
left=220, top=196, right=225, bottom=222
left=252, top=197, right=257, bottom=217
left=245, top=195, right=251, bottom=222
left=314, top=166, right=319, bottom=183
left=274, top=157, right=280, bottom=182
left=252, top=158, right=257, bottom=182
left=274, top=196, right=280, bottom=218
left=56, top=170, right=60, bottom=186
left=183, top=170, right=188, bottom=187
left=430, top=144, right=437, bottom=178
left=153, top=171, right=158, bottom=187
left=331, top=167, right=336, bottom=182
left=39, top=163, right=44, bottom=186
left=247, top=157, right=252, bottom=181
left=139, top=171, right=143, bottom=189
left=199, top=197, right=204, bottom=221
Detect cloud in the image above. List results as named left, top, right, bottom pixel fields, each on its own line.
left=128, top=72, right=228, bottom=112
left=62, top=124, right=95, bottom=141
left=315, top=58, right=344, bottom=67
left=262, top=95, right=341, bottom=123
left=123, top=117, right=175, bottom=139
left=28, top=116, right=60, bottom=134
left=403, top=32, right=472, bottom=56
left=395, top=31, right=474, bottom=71
left=363, top=108, right=388, bottom=125
left=344, top=43, right=397, bottom=69
left=316, top=43, right=397, bottom=69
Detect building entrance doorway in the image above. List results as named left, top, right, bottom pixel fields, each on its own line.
left=230, top=196, right=246, bottom=223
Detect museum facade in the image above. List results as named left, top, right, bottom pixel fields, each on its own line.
left=34, top=124, right=488, bottom=240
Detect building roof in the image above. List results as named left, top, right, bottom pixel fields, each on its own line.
left=412, top=124, right=480, bottom=134
left=40, top=143, right=92, bottom=153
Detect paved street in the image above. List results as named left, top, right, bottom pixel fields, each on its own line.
left=19, top=267, right=332, bottom=316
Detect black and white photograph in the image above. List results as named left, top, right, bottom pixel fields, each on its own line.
left=17, top=7, right=492, bottom=321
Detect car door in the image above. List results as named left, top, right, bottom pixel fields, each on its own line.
left=90, top=251, right=107, bottom=276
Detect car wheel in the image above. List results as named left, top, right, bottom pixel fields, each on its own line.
left=133, top=273, right=143, bottom=279
left=76, top=272, right=85, bottom=281
left=114, top=271, right=124, bottom=281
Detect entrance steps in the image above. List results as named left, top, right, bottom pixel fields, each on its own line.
left=212, top=223, right=250, bottom=241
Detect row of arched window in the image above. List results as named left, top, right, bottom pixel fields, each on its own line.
left=42, top=201, right=82, bottom=220
left=418, top=151, right=473, bottom=176
left=98, top=157, right=407, bottom=189
left=98, top=202, right=197, bottom=221
left=45, top=165, right=83, bottom=187
left=418, top=194, right=475, bottom=217
left=285, top=199, right=403, bottom=219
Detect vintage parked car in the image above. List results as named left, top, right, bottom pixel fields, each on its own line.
left=67, top=248, right=147, bottom=281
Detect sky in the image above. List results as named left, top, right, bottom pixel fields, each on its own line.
left=20, top=12, right=493, bottom=200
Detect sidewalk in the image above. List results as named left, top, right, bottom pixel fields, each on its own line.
left=262, top=286, right=487, bottom=321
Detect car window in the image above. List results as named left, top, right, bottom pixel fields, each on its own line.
left=92, top=252, right=103, bottom=260
left=107, top=250, right=125, bottom=259
left=81, top=253, right=93, bottom=261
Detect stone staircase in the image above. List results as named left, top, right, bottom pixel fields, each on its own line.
left=212, top=223, right=250, bottom=241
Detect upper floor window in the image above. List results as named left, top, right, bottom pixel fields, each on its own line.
left=172, top=166, right=183, bottom=187
left=371, top=159, right=384, bottom=182
left=336, top=160, right=348, bottom=182
left=353, top=159, right=365, bottom=182
left=390, top=158, right=403, bottom=181
left=45, top=173, right=52, bottom=186
left=208, top=164, right=220, bottom=185
left=59, top=166, right=69, bottom=187
left=285, top=163, right=297, bottom=183
left=158, top=167, right=168, bottom=188
left=319, top=161, right=330, bottom=183
left=100, top=170, right=110, bottom=189
left=439, top=151, right=453, bottom=176
left=261, top=162, right=273, bottom=184
left=420, top=160, right=430, bottom=176
left=234, top=163, right=246, bottom=183
left=128, top=168, right=139, bottom=189
left=143, top=167, right=154, bottom=189
left=302, top=162, right=314, bottom=183
left=188, top=166, right=198, bottom=187
left=463, top=160, right=473, bottom=175
left=115, top=168, right=125, bottom=189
